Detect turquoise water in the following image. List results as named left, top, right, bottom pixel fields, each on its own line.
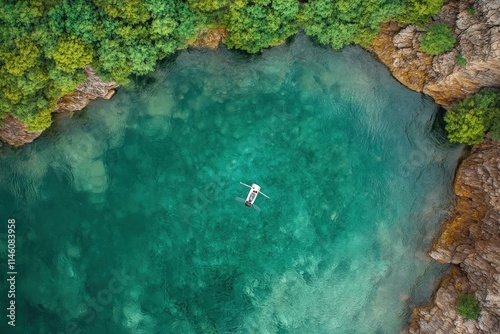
left=0, top=35, right=461, bottom=333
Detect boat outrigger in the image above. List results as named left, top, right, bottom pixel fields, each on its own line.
left=236, top=182, right=270, bottom=212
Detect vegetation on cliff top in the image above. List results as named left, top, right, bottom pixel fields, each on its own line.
left=418, top=23, right=455, bottom=55
left=299, top=0, right=443, bottom=50
left=445, top=89, right=500, bottom=145
left=456, top=294, right=481, bottom=320
left=1, top=0, right=444, bottom=131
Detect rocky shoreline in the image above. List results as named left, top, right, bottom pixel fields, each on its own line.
left=0, top=28, right=226, bottom=148
left=0, top=1, right=499, bottom=332
left=407, top=139, right=500, bottom=333
left=0, top=66, right=118, bottom=147
left=367, top=0, right=500, bottom=332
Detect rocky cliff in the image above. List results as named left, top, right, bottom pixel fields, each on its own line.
left=0, top=115, right=43, bottom=147
left=370, top=0, right=500, bottom=108
left=53, top=66, right=118, bottom=114
left=0, top=66, right=118, bottom=147
left=407, top=139, right=500, bottom=333
left=369, top=1, right=500, bottom=332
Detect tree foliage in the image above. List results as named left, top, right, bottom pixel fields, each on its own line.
left=299, top=0, right=402, bottom=49
left=299, top=0, right=444, bottom=50
left=222, top=0, right=299, bottom=53
left=1, top=0, right=450, bottom=132
left=188, top=0, right=230, bottom=13
left=51, top=35, right=94, bottom=73
left=444, top=89, right=500, bottom=145
left=396, top=0, right=444, bottom=26
left=419, top=23, right=455, bottom=55
left=0, top=0, right=204, bottom=130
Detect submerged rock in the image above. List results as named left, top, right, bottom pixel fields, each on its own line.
left=407, top=139, right=500, bottom=333
left=370, top=0, right=500, bottom=108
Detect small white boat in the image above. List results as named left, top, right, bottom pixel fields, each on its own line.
left=236, top=182, right=270, bottom=212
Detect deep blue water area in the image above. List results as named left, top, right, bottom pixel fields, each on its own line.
left=0, top=34, right=462, bottom=333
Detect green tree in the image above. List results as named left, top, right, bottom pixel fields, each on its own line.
left=188, top=0, right=230, bottom=13
left=51, top=35, right=94, bottom=73
left=222, top=0, right=299, bottom=53
left=48, top=0, right=101, bottom=44
left=299, top=0, right=401, bottom=50
left=396, top=0, right=443, bottom=26
left=456, top=294, right=481, bottom=320
left=419, top=23, right=455, bottom=55
left=0, top=38, right=40, bottom=76
left=93, top=0, right=151, bottom=24
left=445, top=89, right=500, bottom=145
left=93, top=0, right=203, bottom=83
left=0, top=1, right=59, bottom=130
left=23, top=104, right=55, bottom=132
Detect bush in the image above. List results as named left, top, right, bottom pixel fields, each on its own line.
left=419, top=23, right=455, bottom=55
left=444, top=89, right=500, bottom=145
left=456, top=294, right=481, bottom=320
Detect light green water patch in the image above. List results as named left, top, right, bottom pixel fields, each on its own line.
left=0, top=34, right=461, bottom=333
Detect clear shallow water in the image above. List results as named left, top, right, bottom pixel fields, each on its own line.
left=0, top=34, right=462, bottom=333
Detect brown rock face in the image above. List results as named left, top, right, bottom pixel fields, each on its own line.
left=408, top=139, right=500, bottom=333
left=188, top=25, right=227, bottom=49
left=370, top=0, right=500, bottom=108
left=54, top=66, right=118, bottom=113
left=0, top=115, right=43, bottom=147
left=371, top=22, right=433, bottom=92
left=0, top=66, right=118, bottom=147
left=408, top=267, right=475, bottom=334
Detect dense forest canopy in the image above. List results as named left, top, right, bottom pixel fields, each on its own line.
left=0, top=0, right=444, bottom=131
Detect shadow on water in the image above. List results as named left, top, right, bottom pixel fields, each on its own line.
left=402, top=264, right=451, bottom=324
left=431, top=107, right=455, bottom=146
left=128, top=51, right=182, bottom=92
